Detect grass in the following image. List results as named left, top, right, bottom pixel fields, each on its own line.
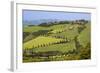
left=23, top=26, right=47, bottom=32
left=78, top=24, right=91, bottom=47
left=23, top=36, right=66, bottom=49
left=23, top=22, right=91, bottom=62
left=23, top=24, right=68, bottom=33
left=50, top=24, right=79, bottom=40
left=32, top=40, right=76, bottom=53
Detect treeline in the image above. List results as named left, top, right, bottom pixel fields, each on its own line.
left=24, top=38, right=68, bottom=49
left=38, top=19, right=89, bottom=27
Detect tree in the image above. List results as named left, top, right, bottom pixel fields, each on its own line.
left=80, top=42, right=91, bottom=59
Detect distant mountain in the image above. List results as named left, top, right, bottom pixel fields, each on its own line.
left=23, top=19, right=60, bottom=26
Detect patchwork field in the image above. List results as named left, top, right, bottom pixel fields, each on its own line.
left=23, top=22, right=91, bottom=62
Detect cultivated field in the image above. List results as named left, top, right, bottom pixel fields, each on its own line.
left=23, top=21, right=91, bottom=62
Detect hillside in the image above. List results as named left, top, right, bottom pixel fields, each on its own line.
left=23, top=22, right=91, bottom=62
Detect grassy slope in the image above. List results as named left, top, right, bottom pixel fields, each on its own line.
left=23, top=26, right=47, bottom=32
left=23, top=23, right=90, bottom=53
left=78, top=24, right=91, bottom=47
left=32, top=40, right=76, bottom=53
left=23, top=24, right=68, bottom=42
left=23, top=36, right=66, bottom=49
left=50, top=24, right=78, bottom=40
left=23, top=24, right=68, bottom=33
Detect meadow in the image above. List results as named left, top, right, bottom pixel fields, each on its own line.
left=23, top=20, right=91, bottom=62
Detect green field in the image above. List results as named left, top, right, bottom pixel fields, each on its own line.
left=24, top=36, right=67, bottom=49
left=78, top=24, right=91, bottom=48
left=23, top=22, right=91, bottom=62
left=31, top=40, right=76, bottom=53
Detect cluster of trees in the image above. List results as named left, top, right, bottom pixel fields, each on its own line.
left=32, top=30, right=49, bottom=36
left=23, top=32, right=30, bottom=40
left=71, top=19, right=88, bottom=25
left=38, top=19, right=88, bottom=27
left=38, top=21, right=69, bottom=27
left=78, top=25, right=86, bottom=34
left=23, top=49, right=79, bottom=62
left=74, top=36, right=91, bottom=59
left=26, top=19, right=89, bottom=27
left=23, top=51, right=61, bottom=58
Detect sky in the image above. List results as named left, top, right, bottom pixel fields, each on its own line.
left=23, top=10, right=91, bottom=21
